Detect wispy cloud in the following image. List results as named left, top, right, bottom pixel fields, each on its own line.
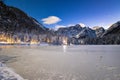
left=41, top=16, right=61, bottom=25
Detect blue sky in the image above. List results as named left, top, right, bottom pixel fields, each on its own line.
left=6, top=0, right=120, bottom=29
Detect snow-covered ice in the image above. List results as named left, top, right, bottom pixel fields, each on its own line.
left=0, top=62, right=24, bottom=80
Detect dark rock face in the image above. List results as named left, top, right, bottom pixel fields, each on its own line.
left=88, top=21, right=120, bottom=45
left=57, top=24, right=83, bottom=37
left=93, top=27, right=105, bottom=37
left=71, top=27, right=96, bottom=44
left=0, top=1, right=50, bottom=43
left=57, top=24, right=96, bottom=39
left=99, top=21, right=120, bottom=44
left=56, top=24, right=97, bottom=44
left=56, top=21, right=120, bottom=45
left=102, top=21, right=120, bottom=37
left=76, top=27, right=96, bottom=38
left=0, top=1, right=46, bottom=35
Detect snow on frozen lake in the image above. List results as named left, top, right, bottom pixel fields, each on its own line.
left=0, top=45, right=120, bottom=80
left=0, top=62, right=24, bottom=80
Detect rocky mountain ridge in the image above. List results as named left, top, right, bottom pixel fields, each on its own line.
left=56, top=21, right=120, bottom=44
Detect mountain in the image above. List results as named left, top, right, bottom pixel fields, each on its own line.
left=0, top=1, right=46, bottom=35
left=93, top=26, right=105, bottom=37
left=88, top=21, right=120, bottom=45
left=0, top=1, right=49, bottom=43
left=75, top=27, right=96, bottom=38
left=70, top=27, right=96, bottom=44
left=102, top=21, right=120, bottom=37
left=56, top=24, right=96, bottom=39
left=99, top=21, right=120, bottom=44
left=56, top=21, right=120, bottom=45
left=56, top=24, right=96, bottom=44
left=0, top=1, right=120, bottom=45
left=56, top=24, right=83, bottom=37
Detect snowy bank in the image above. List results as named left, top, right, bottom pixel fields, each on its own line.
left=0, top=62, right=24, bottom=80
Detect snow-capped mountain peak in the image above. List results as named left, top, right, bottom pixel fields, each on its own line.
left=79, top=23, right=86, bottom=27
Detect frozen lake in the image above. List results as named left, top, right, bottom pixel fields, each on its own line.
left=0, top=45, right=120, bottom=80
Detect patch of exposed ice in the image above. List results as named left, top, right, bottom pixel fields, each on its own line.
left=104, top=77, right=111, bottom=80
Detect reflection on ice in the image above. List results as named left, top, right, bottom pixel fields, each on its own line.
left=62, top=45, right=67, bottom=53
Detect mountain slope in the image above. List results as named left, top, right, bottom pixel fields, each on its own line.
left=93, top=26, right=105, bottom=37
left=56, top=21, right=120, bottom=45
left=0, top=1, right=49, bottom=43
left=56, top=24, right=96, bottom=44
left=56, top=24, right=83, bottom=37
left=0, top=1, right=46, bottom=35
left=76, top=27, right=96, bottom=38
left=99, top=21, right=120, bottom=44
left=102, top=21, right=120, bottom=36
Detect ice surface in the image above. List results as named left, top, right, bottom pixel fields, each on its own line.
left=0, top=45, right=120, bottom=80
